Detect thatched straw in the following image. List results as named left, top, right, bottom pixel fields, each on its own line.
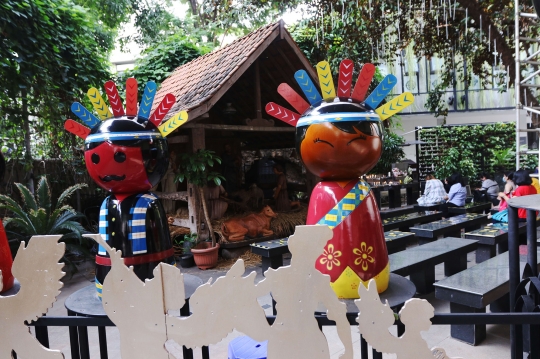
left=215, top=251, right=262, bottom=270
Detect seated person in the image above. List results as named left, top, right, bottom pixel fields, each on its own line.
left=417, top=173, right=447, bottom=206
left=477, top=173, right=499, bottom=205
left=495, top=171, right=514, bottom=212
left=439, top=173, right=467, bottom=217
left=498, top=169, right=537, bottom=222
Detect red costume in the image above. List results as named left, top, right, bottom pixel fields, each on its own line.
left=307, top=180, right=389, bottom=297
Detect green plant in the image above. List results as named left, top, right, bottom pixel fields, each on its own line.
left=174, top=150, right=225, bottom=247
left=435, top=148, right=477, bottom=185
left=369, top=131, right=406, bottom=175
left=0, top=176, right=89, bottom=272
left=490, top=148, right=515, bottom=171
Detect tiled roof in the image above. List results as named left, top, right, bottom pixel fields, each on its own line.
left=153, top=21, right=283, bottom=121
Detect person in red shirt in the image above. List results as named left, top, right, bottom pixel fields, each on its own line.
left=498, top=169, right=537, bottom=221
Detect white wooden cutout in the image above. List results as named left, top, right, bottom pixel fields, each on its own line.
left=87, top=226, right=463, bottom=359
left=0, top=235, right=65, bottom=359
left=166, top=225, right=353, bottom=358
left=88, top=234, right=184, bottom=359
left=355, top=280, right=462, bottom=359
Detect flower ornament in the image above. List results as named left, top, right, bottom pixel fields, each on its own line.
left=320, top=243, right=342, bottom=270
left=353, top=242, right=375, bottom=271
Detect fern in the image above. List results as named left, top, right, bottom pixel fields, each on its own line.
left=0, top=176, right=90, bottom=272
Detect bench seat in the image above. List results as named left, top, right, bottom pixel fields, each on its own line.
left=410, top=213, right=489, bottom=244
left=382, top=211, right=443, bottom=232
left=448, top=202, right=492, bottom=214
left=464, top=222, right=539, bottom=263
left=434, top=251, right=540, bottom=345
left=389, top=237, right=478, bottom=294
left=379, top=206, right=417, bottom=220
left=251, top=231, right=416, bottom=273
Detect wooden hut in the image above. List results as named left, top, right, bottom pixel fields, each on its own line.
left=152, top=20, right=318, bottom=234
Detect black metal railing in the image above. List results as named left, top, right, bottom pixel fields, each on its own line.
left=26, top=311, right=540, bottom=359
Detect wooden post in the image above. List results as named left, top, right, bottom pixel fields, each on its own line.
left=255, top=59, right=262, bottom=120
left=187, top=127, right=207, bottom=238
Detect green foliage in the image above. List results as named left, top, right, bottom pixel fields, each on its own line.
left=491, top=148, right=515, bottom=171
left=418, top=122, right=529, bottom=186
left=0, top=0, right=112, bottom=163
left=435, top=147, right=477, bottom=184
left=0, top=176, right=91, bottom=272
left=174, top=150, right=225, bottom=187
left=118, top=34, right=209, bottom=87
left=369, top=131, right=406, bottom=175
left=283, top=0, right=539, bottom=119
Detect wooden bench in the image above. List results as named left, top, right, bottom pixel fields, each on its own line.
left=379, top=206, right=417, bottom=220
left=434, top=251, right=540, bottom=345
left=382, top=211, right=443, bottom=232
left=251, top=231, right=415, bottom=273
left=409, top=213, right=489, bottom=244
left=448, top=202, right=492, bottom=215
left=389, top=237, right=478, bottom=294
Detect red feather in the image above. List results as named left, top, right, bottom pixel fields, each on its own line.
left=64, top=119, right=90, bottom=139
left=337, top=59, right=354, bottom=99
left=125, top=78, right=138, bottom=116
left=351, top=63, right=375, bottom=102
left=104, top=80, right=125, bottom=117
left=149, top=93, right=176, bottom=126
left=265, top=102, right=300, bottom=127
left=277, top=83, right=310, bottom=114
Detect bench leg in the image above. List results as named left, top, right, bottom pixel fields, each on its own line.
left=261, top=255, right=284, bottom=274
left=446, top=230, right=461, bottom=238
left=498, top=240, right=508, bottom=255
left=490, top=293, right=509, bottom=313
left=410, top=267, right=435, bottom=294
left=476, top=244, right=496, bottom=263
left=418, top=237, right=436, bottom=245
left=387, top=244, right=406, bottom=255
left=450, top=302, right=486, bottom=345
left=445, top=254, right=467, bottom=277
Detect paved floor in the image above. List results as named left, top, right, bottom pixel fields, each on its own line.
left=34, top=244, right=516, bottom=359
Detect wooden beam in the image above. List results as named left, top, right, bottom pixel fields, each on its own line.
left=185, top=123, right=295, bottom=132
left=255, top=59, right=262, bottom=120
left=154, top=191, right=188, bottom=202
left=166, top=136, right=189, bottom=144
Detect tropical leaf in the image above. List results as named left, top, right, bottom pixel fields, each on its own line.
left=55, top=183, right=87, bottom=210
left=0, top=194, right=32, bottom=224
left=14, top=182, right=38, bottom=211
left=2, top=217, right=37, bottom=236
left=36, top=176, right=52, bottom=215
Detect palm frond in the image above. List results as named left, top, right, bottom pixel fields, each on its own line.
left=28, top=208, right=49, bottom=234
left=2, top=217, right=37, bottom=236
left=0, top=194, right=33, bottom=225
left=49, top=210, right=85, bottom=234
left=48, top=205, right=75, bottom=230
left=55, top=183, right=87, bottom=210
left=55, top=221, right=86, bottom=242
left=36, top=176, right=52, bottom=216
left=14, top=182, right=38, bottom=211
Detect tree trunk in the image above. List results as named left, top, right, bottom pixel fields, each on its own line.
left=198, top=186, right=215, bottom=247
left=21, top=90, right=34, bottom=193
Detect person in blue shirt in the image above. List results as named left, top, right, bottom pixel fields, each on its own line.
left=440, top=173, right=467, bottom=217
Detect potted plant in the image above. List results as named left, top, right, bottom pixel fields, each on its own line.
left=0, top=176, right=90, bottom=275
left=175, top=149, right=225, bottom=269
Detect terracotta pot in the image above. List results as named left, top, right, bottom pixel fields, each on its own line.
left=191, top=242, right=220, bottom=270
